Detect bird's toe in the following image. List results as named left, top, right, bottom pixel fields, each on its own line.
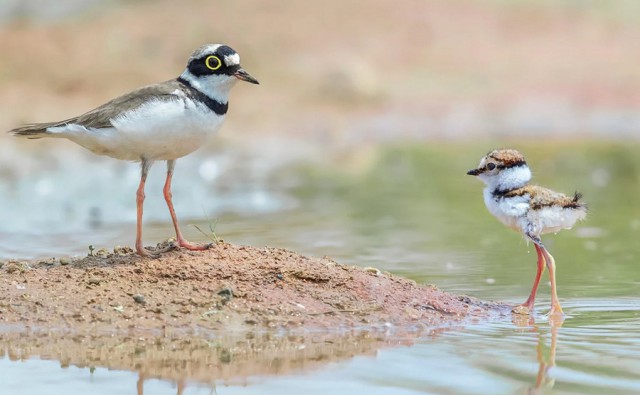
left=512, top=305, right=531, bottom=315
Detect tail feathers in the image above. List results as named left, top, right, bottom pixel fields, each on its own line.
left=565, top=191, right=587, bottom=212
left=8, top=122, right=66, bottom=139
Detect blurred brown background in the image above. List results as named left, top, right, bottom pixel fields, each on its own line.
left=2, top=0, right=640, bottom=152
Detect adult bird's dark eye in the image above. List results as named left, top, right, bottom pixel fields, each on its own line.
left=487, top=163, right=496, bottom=170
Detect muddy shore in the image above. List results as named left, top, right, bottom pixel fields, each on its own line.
left=0, top=242, right=508, bottom=333
left=0, top=242, right=511, bottom=382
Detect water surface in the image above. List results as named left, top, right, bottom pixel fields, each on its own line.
left=1, top=142, right=639, bottom=394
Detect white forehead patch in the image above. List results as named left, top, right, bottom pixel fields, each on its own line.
left=224, top=53, right=240, bottom=66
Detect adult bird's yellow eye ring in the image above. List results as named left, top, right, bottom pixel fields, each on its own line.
left=205, top=55, right=222, bottom=71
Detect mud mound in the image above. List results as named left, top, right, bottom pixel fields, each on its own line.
left=0, top=242, right=507, bottom=333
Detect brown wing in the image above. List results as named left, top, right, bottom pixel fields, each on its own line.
left=9, top=79, right=183, bottom=138
left=502, top=185, right=584, bottom=210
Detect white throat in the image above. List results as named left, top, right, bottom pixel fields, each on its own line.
left=480, top=165, right=532, bottom=192
left=179, top=70, right=238, bottom=103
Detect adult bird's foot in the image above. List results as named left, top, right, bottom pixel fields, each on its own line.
left=136, top=240, right=178, bottom=258
left=136, top=246, right=162, bottom=259
left=176, top=239, right=215, bottom=251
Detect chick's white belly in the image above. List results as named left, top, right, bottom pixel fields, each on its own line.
left=527, top=206, right=587, bottom=235
left=52, top=99, right=224, bottom=161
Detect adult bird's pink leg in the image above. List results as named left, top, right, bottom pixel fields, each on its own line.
left=164, top=160, right=213, bottom=251
left=135, top=159, right=157, bottom=257
left=518, top=243, right=546, bottom=312
left=541, top=246, right=564, bottom=315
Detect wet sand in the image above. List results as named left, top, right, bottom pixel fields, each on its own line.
left=0, top=242, right=512, bottom=383
left=0, top=242, right=508, bottom=333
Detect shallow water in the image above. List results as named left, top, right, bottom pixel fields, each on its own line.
left=1, top=142, right=639, bottom=394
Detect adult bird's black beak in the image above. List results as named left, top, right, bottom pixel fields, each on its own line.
left=234, top=68, right=259, bottom=84
left=467, top=168, right=481, bottom=176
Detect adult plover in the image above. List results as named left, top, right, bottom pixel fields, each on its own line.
left=467, top=149, right=587, bottom=315
left=9, top=44, right=259, bottom=257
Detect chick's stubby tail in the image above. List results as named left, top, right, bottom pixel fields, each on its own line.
left=561, top=191, right=588, bottom=226
left=565, top=191, right=587, bottom=210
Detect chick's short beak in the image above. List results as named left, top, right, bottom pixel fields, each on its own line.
left=467, top=168, right=481, bottom=176
left=234, top=68, right=259, bottom=84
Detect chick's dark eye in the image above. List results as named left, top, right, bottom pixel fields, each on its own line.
left=486, top=163, right=496, bottom=170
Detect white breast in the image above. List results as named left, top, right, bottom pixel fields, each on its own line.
left=48, top=97, right=224, bottom=161
left=482, top=187, right=529, bottom=231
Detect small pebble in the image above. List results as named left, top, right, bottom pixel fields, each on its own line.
left=364, top=267, right=381, bottom=276
left=59, top=258, right=70, bottom=266
left=218, top=287, right=233, bottom=301
left=38, top=258, right=55, bottom=266
left=113, top=246, right=134, bottom=255
left=87, top=278, right=102, bottom=286
left=5, top=261, right=30, bottom=274
left=133, top=294, right=146, bottom=304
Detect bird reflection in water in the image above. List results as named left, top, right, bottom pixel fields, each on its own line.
left=136, top=374, right=217, bottom=395
left=512, top=313, right=564, bottom=394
